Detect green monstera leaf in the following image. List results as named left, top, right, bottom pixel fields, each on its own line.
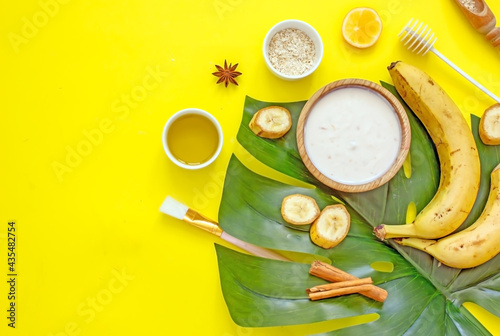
left=215, top=83, right=500, bottom=335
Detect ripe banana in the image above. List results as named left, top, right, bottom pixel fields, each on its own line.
left=310, top=204, right=350, bottom=249
left=374, top=61, right=480, bottom=240
left=281, top=194, right=320, bottom=225
left=396, top=163, right=500, bottom=269
left=249, top=106, right=292, bottom=139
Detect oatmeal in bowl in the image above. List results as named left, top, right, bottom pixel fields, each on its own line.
left=263, top=20, right=323, bottom=80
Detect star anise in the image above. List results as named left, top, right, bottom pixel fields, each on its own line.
left=212, top=60, right=242, bottom=87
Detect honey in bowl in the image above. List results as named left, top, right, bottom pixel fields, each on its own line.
left=166, top=113, right=220, bottom=166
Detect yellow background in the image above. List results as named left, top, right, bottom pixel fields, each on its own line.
left=2, top=0, right=500, bottom=335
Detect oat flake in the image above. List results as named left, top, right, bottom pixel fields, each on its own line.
left=268, top=28, right=316, bottom=76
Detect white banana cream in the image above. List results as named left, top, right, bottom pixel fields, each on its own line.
left=304, top=87, right=401, bottom=185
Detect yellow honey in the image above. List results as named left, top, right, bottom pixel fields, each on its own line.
left=166, top=114, right=219, bottom=165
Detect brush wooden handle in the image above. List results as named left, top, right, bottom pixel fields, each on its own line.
left=454, top=0, right=496, bottom=34
left=221, top=232, right=290, bottom=261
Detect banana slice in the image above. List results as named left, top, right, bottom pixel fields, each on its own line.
left=310, top=205, right=350, bottom=249
left=281, top=194, right=320, bottom=225
left=479, top=104, right=500, bottom=145
left=249, top=106, right=292, bottom=139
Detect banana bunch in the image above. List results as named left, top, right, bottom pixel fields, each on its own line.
left=374, top=62, right=481, bottom=240
left=396, top=163, right=500, bottom=268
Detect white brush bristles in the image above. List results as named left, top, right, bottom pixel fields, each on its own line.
left=399, top=18, right=437, bottom=55
left=159, top=196, right=189, bottom=220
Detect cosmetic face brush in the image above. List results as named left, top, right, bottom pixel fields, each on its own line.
left=160, top=196, right=290, bottom=261
left=399, top=18, right=500, bottom=104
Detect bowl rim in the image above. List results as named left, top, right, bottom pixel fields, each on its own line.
left=296, top=78, right=411, bottom=193
left=263, top=19, right=324, bottom=80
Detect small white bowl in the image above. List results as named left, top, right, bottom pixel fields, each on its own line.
left=263, top=19, right=323, bottom=80
left=162, top=108, right=223, bottom=170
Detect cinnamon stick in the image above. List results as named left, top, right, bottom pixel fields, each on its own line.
left=309, top=260, right=388, bottom=302
left=308, top=284, right=376, bottom=301
left=309, top=260, right=353, bottom=282
left=306, top=277, right=373, bottom=293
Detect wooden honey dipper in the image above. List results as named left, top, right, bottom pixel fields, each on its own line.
left=453, top=0, right=500, bottom=50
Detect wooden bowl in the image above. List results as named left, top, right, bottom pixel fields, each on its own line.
left=296, top=79, right=411, bottom=193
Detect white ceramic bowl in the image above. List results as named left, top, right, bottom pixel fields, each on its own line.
left=263, top=19, right=323, bottom=80
left=162, top=108, right=223, bottom=170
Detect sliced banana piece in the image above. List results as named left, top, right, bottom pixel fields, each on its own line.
left=479, top=104, right=500, bottom=145
left=310, top=205, right=350, bottom=249
left=281, top=194, right=320, bottom=225
left=249, top=106, right=292, bottom=139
